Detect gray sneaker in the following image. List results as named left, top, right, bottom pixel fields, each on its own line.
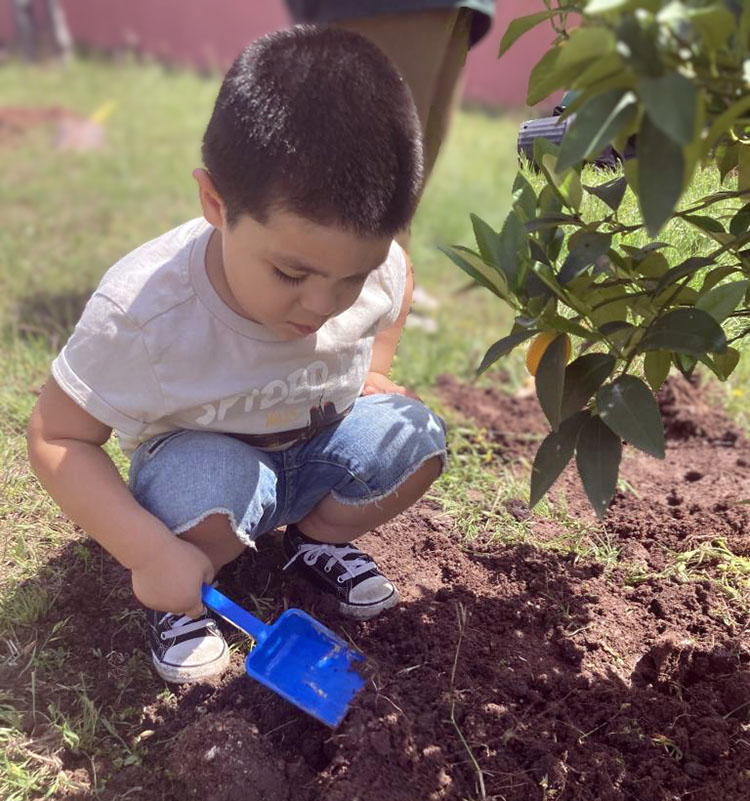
left=147, top=607, right=230, bottom=683
left=283, top=525, right=399, bottom=619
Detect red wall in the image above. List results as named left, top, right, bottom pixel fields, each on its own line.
left=0, top=1, right=557, bottom=109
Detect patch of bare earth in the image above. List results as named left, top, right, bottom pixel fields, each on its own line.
left=2, top=376, right=747, bottom=800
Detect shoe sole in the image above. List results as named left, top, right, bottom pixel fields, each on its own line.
left=339, top=587, right=400, bottom=620
left=152, top=647, right=230, bottom=684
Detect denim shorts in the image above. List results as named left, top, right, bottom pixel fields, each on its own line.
left=128, top=394, right=447, bottom=547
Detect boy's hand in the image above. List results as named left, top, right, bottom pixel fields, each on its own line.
left=362, top=371, right=420, bottom=400
left=130, top=537, right=214, bottom=618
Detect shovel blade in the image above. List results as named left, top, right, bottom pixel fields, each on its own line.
left=246, top=609, right=365, bottom=728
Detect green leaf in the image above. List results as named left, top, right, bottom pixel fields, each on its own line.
left=512, top=173, right=537, bottom=222
left=542, top=315, right=595, bottom=339
left=499, top=10, right=562, bottom=58
left=599, top=320, right=634, bottom=337
left=655, top=256, right=714, bottom=293
left=739, top=142, right=750, bottom=192
left=707, top=347, right=740, bottom=381
left=586, top=0, right=661, bottom=11
left=621, top=242, right=671, bottom=260
left=637, top=114, right=685, bottom=235
left=440, top=246, right=510, bottom=302
left=497, top=210, right=531, bottom=290
left=530, top=263, right=572, bottom=306
left=637, top=252, right=669, bottom=279
left=525, top=214, right=580, bottom=232
left=570, top=51, right=627, bottom=95
left=471, top=214, right=503, bottom=267
left=477, top=329, right=538, bottom=376
left=528, top=47, right=596, bottom=107
left=588, top=286, right=630, bottom=327
left=556, top=27, right=616, bottom=72
left=640, top=308, right=728, bottom=356
left=541, top=154, right=583, bottom=212
left=729, top=203, right=750, bottom=237
left=560, top=353, right=616, bottom=420
left=576, top=414, right=623, bottom=520
left=681, top=214, right=725, bottom=235
left=559, top=232, right=612, bottom=284
left=597, top=375, right=666, bottom=458
left=688, top=3, right=735, bottom=48
left=557, top=89, right=638, bottom=171
left=703, top=99, right=750, bottom=157
left=527, top=48, right=565, bottom=107
left=717, top=141, right=740, bottom=181
left=583, top=176, right=627, bottom=211
left=535, top=334, right=570, bottom=432
left=701, top=266, right=740, bottom=293
left=644, top=350, right=672, bottom=391
left=638, top=73, right=697, bottom=146
left=530, top=411, right=588, bottom=508
left=696, top=280, right=749, bottom=323
left=675, top=353, right=698, bottom=379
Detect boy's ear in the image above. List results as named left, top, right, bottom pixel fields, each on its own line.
left=193, top=168, right=227, bottom=230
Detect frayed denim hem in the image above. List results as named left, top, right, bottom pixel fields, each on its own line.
left=329, top=449, right=447, bottom=508
left=172, top=507, right=259, bottom=549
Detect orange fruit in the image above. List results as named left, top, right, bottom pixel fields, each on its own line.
left=526, top=331, right=572, bottom=376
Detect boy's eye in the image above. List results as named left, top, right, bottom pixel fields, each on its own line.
left=273, top=267, right=305, bottom=285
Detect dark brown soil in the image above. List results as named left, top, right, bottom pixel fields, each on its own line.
left=3, top=376, right=748, bottom=800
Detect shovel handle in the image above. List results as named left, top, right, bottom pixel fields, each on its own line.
left=201, top=583, right=270, bottom=643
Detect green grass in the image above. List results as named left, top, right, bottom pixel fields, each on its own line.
left=1, top=56, right=749, bottom=797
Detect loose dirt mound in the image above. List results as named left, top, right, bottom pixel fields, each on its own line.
left=4, top=375, right=748, bottom=800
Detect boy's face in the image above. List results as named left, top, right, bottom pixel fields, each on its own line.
left=196, top=170, right=393, bottom=340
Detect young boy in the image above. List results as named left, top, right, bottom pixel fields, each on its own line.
left=26, top=26, right=447, bottom=684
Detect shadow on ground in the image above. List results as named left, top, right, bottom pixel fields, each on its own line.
left=2, top=499, right=748, bottom=801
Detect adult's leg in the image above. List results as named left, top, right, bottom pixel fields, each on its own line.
left=333, top=9, right=472, bottom=250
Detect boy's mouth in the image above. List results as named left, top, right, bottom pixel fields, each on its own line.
left=289, top=322, right=319, bottom=336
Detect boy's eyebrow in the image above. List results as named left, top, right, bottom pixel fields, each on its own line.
left=269, top=252, right=382, bottom=278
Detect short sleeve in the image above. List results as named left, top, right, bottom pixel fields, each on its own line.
left=51, top=293, right=164, bottom=436
left=376, top=242, right=408, bottom=331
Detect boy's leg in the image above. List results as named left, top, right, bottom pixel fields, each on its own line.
left=281, top=394, right=447, bottom=618
left=295, top=455, right=442, bottom=542
left=128, top=430, right=283, bottom=682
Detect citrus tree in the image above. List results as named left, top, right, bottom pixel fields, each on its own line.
left=444, top=0, right=750, bottom=518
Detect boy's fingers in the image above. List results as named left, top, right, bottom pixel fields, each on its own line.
left=186, top=603, right=206, bottom=620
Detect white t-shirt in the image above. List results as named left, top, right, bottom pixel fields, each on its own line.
left=52, top=218, right=406, bottom=457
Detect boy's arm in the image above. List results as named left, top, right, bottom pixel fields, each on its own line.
left=27, top=377, right=212, bottom=617
left=363, top=250, right=418, bottom=398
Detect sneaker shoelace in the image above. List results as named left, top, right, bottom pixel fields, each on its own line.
left=283, top=542, right=375, bottom=582
left=158, top=610, right=213, bottom=640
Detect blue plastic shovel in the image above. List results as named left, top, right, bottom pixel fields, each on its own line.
left=201, top=583, right=365, bottom=728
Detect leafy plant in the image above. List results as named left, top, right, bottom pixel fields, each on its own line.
left=444, top=0, right=750, bottom=518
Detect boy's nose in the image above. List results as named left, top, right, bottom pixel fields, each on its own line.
left=301, top=289, right=337, bottom=317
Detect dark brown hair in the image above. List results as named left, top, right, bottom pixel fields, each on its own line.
left=202, top=25, right=424, bottom=235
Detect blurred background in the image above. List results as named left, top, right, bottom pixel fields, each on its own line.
left=0, top=0, right=561, bottom=403
left=0, top=0, right=556, bottom=108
